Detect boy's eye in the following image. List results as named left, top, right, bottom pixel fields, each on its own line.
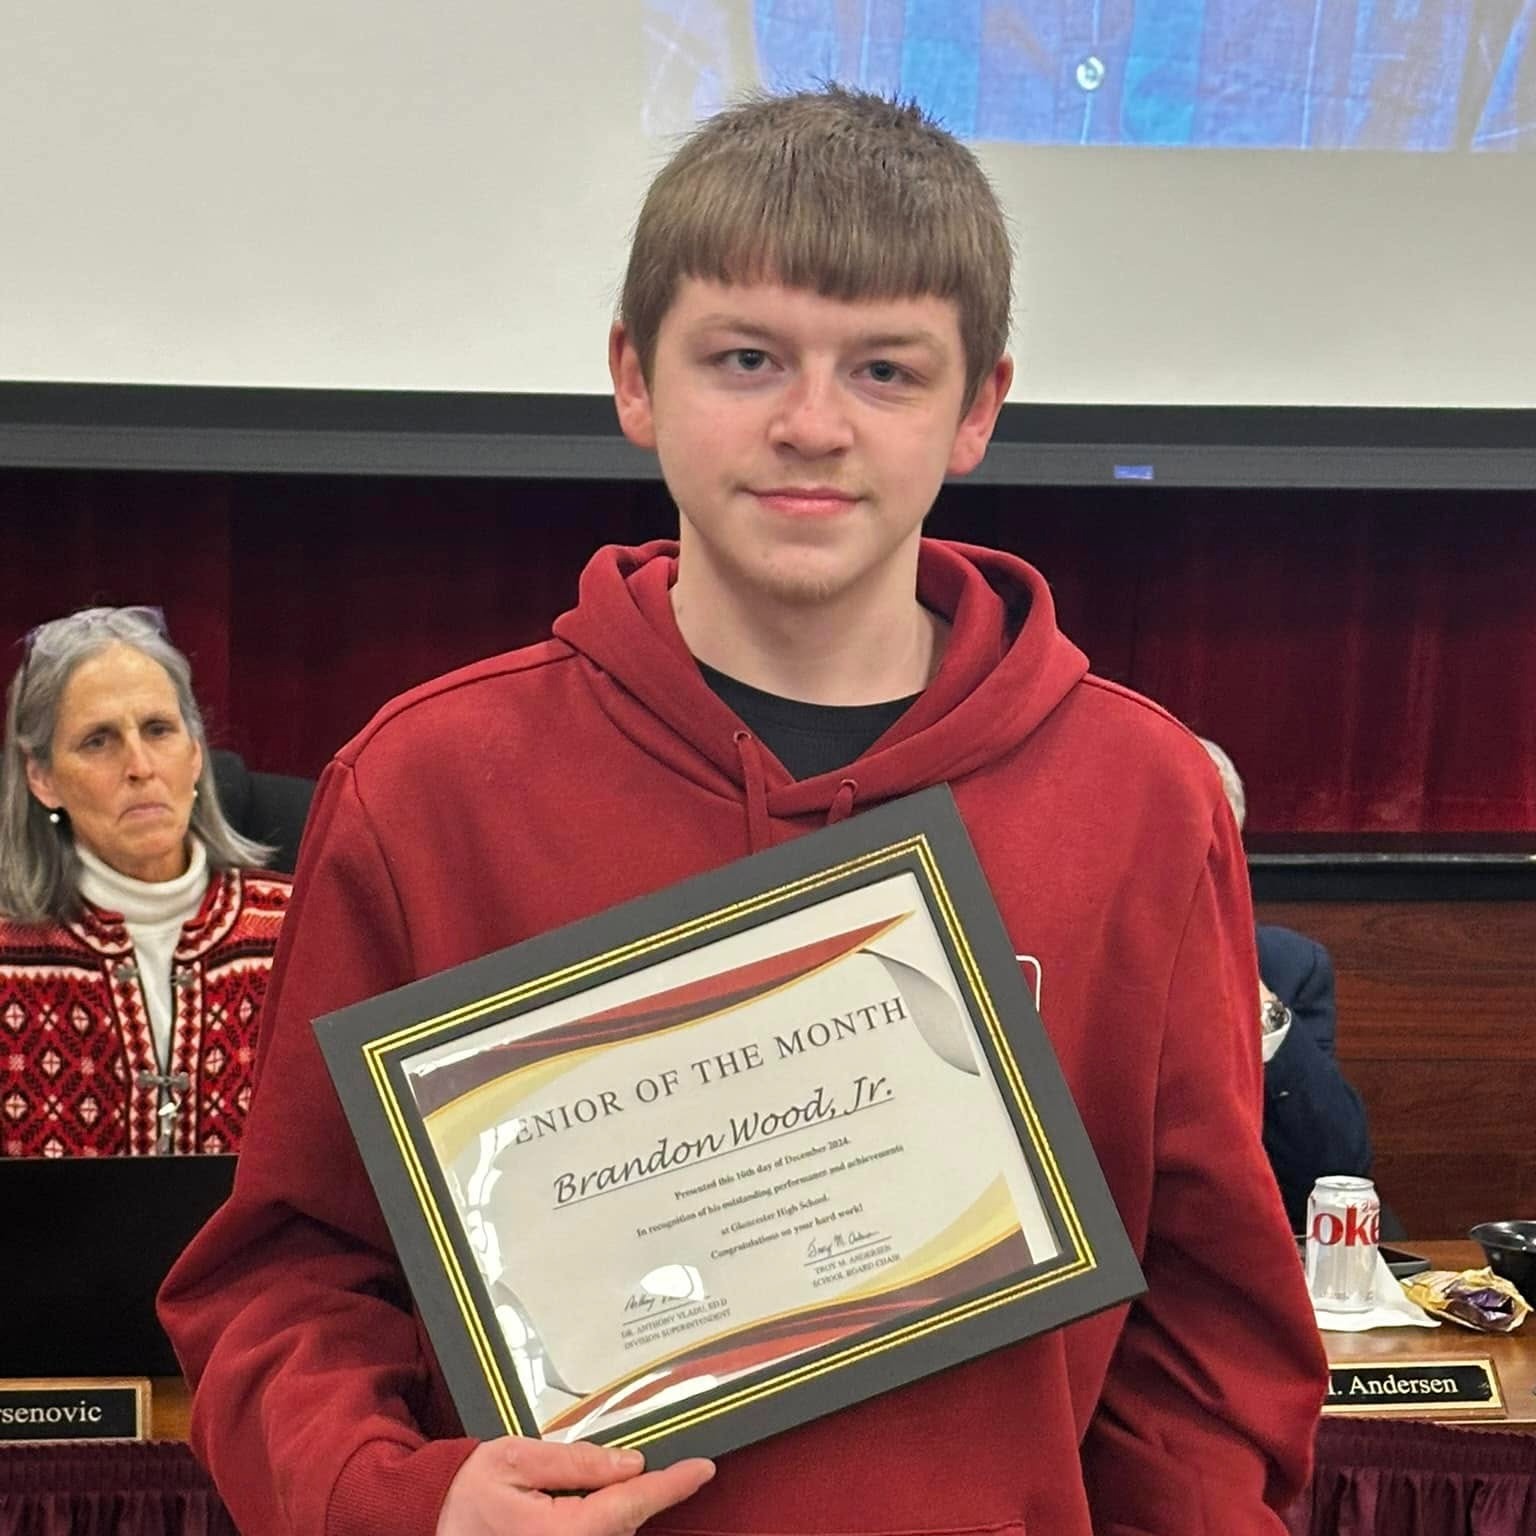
left=731, top=349, right=768, bottom=371
left=865, top=360, right=905, bottom=384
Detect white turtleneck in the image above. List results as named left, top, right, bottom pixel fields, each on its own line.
left=77, top=839, right=211, bottom=1069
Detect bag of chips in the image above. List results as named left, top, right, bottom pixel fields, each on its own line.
left=1400, top=1268, right=1531, bottom=1333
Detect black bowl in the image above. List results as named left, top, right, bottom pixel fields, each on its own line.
left=1468, top=1220, right=1536, bottom=1305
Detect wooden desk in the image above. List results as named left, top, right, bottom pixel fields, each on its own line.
left=150, top=1376, right=193, bottom=1442
left=145, top=1245, right=1534, bottom=1441
left=1321, top=1241, right=1536, bottom=1427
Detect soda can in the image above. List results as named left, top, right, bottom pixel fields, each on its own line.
left=1305, top=1175, right=1380, bottom=1312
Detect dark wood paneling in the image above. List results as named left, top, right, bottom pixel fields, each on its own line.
left=1261, top=901, right=1536, bottom=981
left=1346, top=1061, right=1532, bottom=1153
left=1365, top=1153, right=1533, bottom=1241
left=1255, top=900, right=1536, bottom=1238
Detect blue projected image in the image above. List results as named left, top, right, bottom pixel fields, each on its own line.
left=644, top=0, right=1534, bottom=150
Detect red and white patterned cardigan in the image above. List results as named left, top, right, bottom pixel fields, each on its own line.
left=0, top=868, right=290, bottom=1157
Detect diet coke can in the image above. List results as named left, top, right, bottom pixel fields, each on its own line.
left=1305, top=1175, right=1380, bottom=1312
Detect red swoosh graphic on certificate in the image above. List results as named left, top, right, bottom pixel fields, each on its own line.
left=410, top=917, right=901, bottom=1117
left=540, top=1225, right=1032, bottom=1435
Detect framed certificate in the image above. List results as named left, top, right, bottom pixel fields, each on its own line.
left=315, top=786, right=1143, bottom=1465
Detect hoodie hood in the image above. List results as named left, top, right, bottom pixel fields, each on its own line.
left=553, top=538, right=1088, bottom=837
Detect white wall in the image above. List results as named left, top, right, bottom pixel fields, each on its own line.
left=3, top=0, right=1532, bottom=406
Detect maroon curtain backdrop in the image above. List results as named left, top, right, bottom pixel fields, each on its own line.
left=0, top=1442, right=238, bottom=1536
left=2, top=469, right=1532, bottom=832
left=1285, top=1419, right=1536, bottom=1536
left=2, top=1419, right=1533, bottom=1536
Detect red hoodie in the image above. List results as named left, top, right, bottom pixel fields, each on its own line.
left=160, top=539, right=1326, bottom=1536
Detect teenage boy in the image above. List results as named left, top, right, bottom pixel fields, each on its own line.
left=161, top=86, right=1326, bottom=1536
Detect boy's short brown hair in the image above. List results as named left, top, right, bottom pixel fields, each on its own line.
left=621, top=86, right=1013, bottom=408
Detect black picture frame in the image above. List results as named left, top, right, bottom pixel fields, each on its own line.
left=314, top=785, right=1144, bottom=1465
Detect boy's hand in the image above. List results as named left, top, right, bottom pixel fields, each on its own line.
left=435, top=1437, right=715, bottom=1536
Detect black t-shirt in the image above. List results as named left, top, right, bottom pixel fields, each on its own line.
left=697, top=661, right=918, bottom=781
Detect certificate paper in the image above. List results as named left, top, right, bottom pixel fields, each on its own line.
left=316, top=788, right=1142, bottom=1464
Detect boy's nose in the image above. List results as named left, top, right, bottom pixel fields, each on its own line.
left=770, top=372, right=854, bottom=457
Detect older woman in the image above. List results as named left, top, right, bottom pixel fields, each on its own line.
left=0, top=607, right=290, bottom=1157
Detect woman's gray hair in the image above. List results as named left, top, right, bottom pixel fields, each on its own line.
left=0, top=606, right=272, bottom=925
left=1197, top=736, right=1247, bottom=832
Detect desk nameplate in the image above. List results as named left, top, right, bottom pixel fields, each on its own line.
left=0, top=1378, right=150, bottom=1443
left=1324, top=1359, right=1503, bottom=1416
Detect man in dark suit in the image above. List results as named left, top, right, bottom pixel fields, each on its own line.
left=1255, top=924, right=1373, bottom=1231
left=1201, top=740, right=1375, bottom=1232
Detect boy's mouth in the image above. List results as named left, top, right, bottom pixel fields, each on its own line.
left=750, top=487, right=859, bottom=516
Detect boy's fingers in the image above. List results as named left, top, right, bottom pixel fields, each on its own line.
left=492, top=1436, right=646, bottom=1491
left=572, top=1459, right=717, bottom=1536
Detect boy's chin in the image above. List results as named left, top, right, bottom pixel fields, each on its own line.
left=738, top=546, right=901, bottom=608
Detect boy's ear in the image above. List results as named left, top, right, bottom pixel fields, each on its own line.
left=947, top=356, right=1014, bottom=478
left=609, top=323, right=657, bottom=451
